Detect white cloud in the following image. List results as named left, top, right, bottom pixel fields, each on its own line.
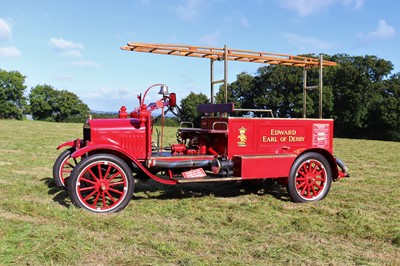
left=61, top=50, right=82, bottom=58
left=175, top=0, right=204, bottom=21
left=71, top=60, right=100, bottom=68
left=0, top=18, right=12, bottom=40
left=139, top=0, right=151, bottom=5
left=343, top=0, right=364, bottom=9
left=85, top=87, right=133, bottom=100
left=50, top=38, right=84, bottom=51
left=279, top=0, right=336, bottom=16
left=200, top=31, right=219, bottom=47
left=225, top=14, right=250, bottom=27
left=56, top=74, right=75, bottom=82
left=367, top=20, right=395, bottom=40
left=279, top=0, right=364, bottom=16
left=0, top=46, right=21, bottom=58
left=50, top=38, right=85, bottom=58
left=283, top=33, right=334, bottom=51
left=240, top=15, right=250, bottom=27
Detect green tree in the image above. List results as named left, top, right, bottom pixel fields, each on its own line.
left=326, top=54, right=393, bottom=138
left=215, top=72, right=254, bottom=108
left=0, top=69, right=27, bottom=120
left=29, top=85, right=58, bottom=121
left=367, top=73, right=400, bottom=141
left=29, top=84, right=89, bottom=122
left=56, top=90, right=90, bottom=122
left=179, top=92, right=209, bottom=126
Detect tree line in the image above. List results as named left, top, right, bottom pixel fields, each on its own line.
left=0, top=69, right=89, bottom=122
left=2, top=52, right=400, bottom=141
left=180, top=54, right=400, bottom=141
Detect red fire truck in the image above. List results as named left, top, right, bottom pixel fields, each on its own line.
left=53, top=43, right=349, bottom=213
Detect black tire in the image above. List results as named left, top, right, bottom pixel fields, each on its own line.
left=287, top=152, right=332, bottom=203
left=52, top=148, right=78, bottom=188
left=68, top=154, right=134, bottom=213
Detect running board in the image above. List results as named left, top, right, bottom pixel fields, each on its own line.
left=174, top=176, right=242, bottom=184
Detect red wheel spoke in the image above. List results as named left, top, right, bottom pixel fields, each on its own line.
left=81, top=177, right=96, bottom=185
left=98, top=164, right=103, bottom=180
left=297, top=171, right=306, bottom=178
left=109, top=181, right=125, bottom=187
left=92, top=191, right=101, bottom=207
left=301, top=184, right=308, bottom=195
left=310, top=163, right=319, bottom=174
left=104, top=165, right=112, bottom=179
left=314, top=183, right=323, bottom=190
left=107, top=171, right=121, bottom=182
left=296, top=181, right=306, bottom=190
left=102, top=191, right=107, bottom=208
left=311, top=185, right=317, bottom=196
left=108, top=187, right=124, bottom=195
left=300, top=164, right=309, bottom=174
left=88, top=169, right=100, bottom=181
left=62, top=169, right=72, bottom=173
left=80, top=186, right=95, bottom=192
left=307, top=185, right=312, bottom=198
left=83, top=189, right=97, bottom=201
left=315, top=177, right=325, bottom=181
left=105, top=191, right=117, bottom=203
left=313, top=170, right=323, bottom=177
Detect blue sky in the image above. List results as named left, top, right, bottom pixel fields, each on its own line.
left=1, top=0, right=398, bottom=111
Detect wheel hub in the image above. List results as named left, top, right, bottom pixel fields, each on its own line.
left=96, top=181, right=109, bottom=191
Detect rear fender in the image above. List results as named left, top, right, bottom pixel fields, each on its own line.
left=298, top=148, right=340, bottom=181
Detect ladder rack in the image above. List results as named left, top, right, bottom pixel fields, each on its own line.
left=121, top=42, right=336, bottom=67
left=121, top=42, right=337, bottom=118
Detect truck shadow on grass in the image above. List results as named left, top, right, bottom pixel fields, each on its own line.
left=42, top=177, right=290, bottom=208
left=42, top=177, right=71, bottom=207
left=132, top=179, right=290, bottom=202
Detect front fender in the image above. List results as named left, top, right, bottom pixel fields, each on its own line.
left=56, top=140, right=75, bottom=150
left=71, top=144, right=135, bottom=161
left=70, top=144, right=178, bottom=185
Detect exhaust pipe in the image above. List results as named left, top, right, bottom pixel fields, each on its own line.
left=148, top=159, right=211, bottom=169
left=335, top=157, right=350, bottom=178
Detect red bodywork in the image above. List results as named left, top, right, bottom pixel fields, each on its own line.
left=54, top=44, right=350, bottom=212
left=58, top=101, right=347, bottom=185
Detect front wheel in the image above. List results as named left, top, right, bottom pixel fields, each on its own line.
left=68, top=154, right=134, bottom=213
left=52, top=148, right=80, bottom=188
left=287, top=152, right=332, bottom=203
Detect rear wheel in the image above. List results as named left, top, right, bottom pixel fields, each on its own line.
left=68, top=154, right=134, bottom=213
left=287, top=152, right=332, bottom=202
left=52, top=148, right=80, bottom=188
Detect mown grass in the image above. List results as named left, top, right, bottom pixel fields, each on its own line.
left=0, top=120, right=399, bottom=265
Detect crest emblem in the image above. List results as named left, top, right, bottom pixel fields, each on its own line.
left=237, top=126, right=247, bottom=147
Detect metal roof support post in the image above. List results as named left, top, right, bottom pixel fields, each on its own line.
left=303, top=68, right=307, bottom=118
left=224, top=44, right=228, bottom=103
left=319, top=54, right=323, bottom=119
left=210, top=59, right=214, bottom=104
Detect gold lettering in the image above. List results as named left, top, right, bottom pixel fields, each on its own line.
left=270, top=129, right=297, bottom=135
left=262, top=136, right=277, bottom=142
left=289, top=136, right=305, bottom=142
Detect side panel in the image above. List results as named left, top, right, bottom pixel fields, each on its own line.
left=233, top=155, right=296, bottom=179
left=227, top=118, right=333, bottom=157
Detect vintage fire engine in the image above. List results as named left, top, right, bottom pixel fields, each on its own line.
left=53, top=43, right=349, bottom=213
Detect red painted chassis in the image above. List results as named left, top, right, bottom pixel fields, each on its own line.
left=54, top=90, right=349, bottom=213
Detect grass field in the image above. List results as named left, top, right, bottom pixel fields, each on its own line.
left=0, top=120, right=399, bottom=265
